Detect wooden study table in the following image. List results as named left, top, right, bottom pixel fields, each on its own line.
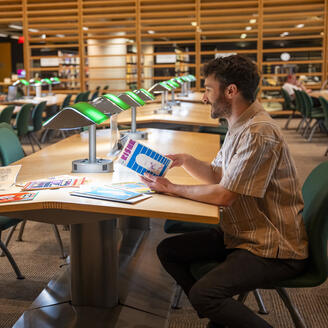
left=176, top=91, right=203, bottom=103
left=0, top=128, right=220, bottom=328
left=310, top=90, right=328, bottom=100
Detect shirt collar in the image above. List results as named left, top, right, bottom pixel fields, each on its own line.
left=228, top=100, right=263, bottom=132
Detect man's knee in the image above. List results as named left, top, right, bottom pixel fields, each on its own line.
left=157, top=237, right=175, bottom=263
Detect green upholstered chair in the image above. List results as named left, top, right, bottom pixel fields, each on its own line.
left=90, top=90, right=99, bottom=101
left=294, top=90, right=307, bottom=134
left=27, top=101, right=47, bottom=151
left=281, top=88, right=297, bottom=129
left=190, top=160, right=328, bottom=328
left=74, top=92, right=85, bottom=104
left=82, top=90, right=91, bottom=102
left=300, top=91, right=324, bottom=141
left=0, top=124, right=66, bottom=278
left=0, top=105, right=15, bottom=124
left=318, top=96, right=328, bottom=156
left=163, top=219, right=268, bottom=314
left=101, top=84, right=109, bottom=95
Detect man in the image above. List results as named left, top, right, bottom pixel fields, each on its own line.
left=282, top=73, right=311, bottom=99
left=141, top=55, right=308, bottom=328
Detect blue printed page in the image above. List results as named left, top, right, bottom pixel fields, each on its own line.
left=117, top=139, right=172, bottom=177
left=77, top=186, right=141, bottom=201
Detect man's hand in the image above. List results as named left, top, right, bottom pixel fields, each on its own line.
left=141, top=173, right=175, bottom=194
left=166, top=154, right=188, bottom=168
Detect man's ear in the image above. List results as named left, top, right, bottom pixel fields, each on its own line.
left=225, top=84, right=238, bottom=99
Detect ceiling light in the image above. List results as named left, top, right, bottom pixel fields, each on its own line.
left=83, top=27, right=89, bottom=31
left=295, top=24, right=304, bottom=28
left=56, top=34, right=65, bottom=38
left=321, top=32, right=324, bottom=36
left=0, top=33, right=8, bottom=37
left=28, top=28, right=39, bottom=33
left=41, top=34, right=46, bottom=39
left=240, top=33, right=247, bottom=39
left=249, top=19, right=256, bottom=24
left=245, top=26, right=252, bottom=31
left=11, top=35, right=20, bottom=39
left=191, top=22, right=197, bottom=26
left=9, top=24, right=22, bottom=30
left=280, top=32, right=289, bottom=37
left=147, top=30, right=155, bottom=34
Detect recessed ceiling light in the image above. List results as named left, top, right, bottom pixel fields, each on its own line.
left=9, top=24, right=22, bottom=30
left=280, top=32, right=289, bottom=37
left=240, top=33, right=247, bottom=39
left=28, top=28, right=39, bottom=33
left=191, top=22, right=197, bottom=26
left=83, top=27, right=89, bottom=31
left=249, top=19, right=256, bottom=24
left=295, top=24, right=304, bottom=28
left=56, top=34, right=65, bottom=38
left=147, top=30, right=155, bottom=34
left=0, top=33, right=8, bottom=37
left=245, top=26, right=252, bottom=31
left=41, top=34, right=46, bottom=39
left=11, top=35, right=20, bottom=39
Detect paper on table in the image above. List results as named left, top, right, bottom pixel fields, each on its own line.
left=0, top=165, right=22, bottom=192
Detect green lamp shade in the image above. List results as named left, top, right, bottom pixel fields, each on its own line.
left=43, top=102, right=108, bottom=129
left=159, top=82, right=173, bottom=90
left=188, top=74, right=196, bottom=81
left=166, top=81, right=176, bottom=89
left=124, top=91, right=145, bottom=105
left=51, top=77, right=60, bottom=83
left=42, top=78, right=52, bottom=84
left=139, top=88, right=155, bottom=100
left=20, top=79, right=29, bottom=86
left=103, top=94, right=130, bottom=110
left=175, top=77, right=184, bottom=84
left=181, top=76, right=190, bottom=82
left=169, top=80, right=180, bottom=88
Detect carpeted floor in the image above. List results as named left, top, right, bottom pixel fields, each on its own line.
left=0, top=118, right=327, bottom=328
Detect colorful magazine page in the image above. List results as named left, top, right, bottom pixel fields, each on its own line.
left=110, top=182, right=154, bottom=194
left=22, top=177, right=86, bottom=191
left=70, top=186, right=151, bottom=204
left=0, top=192, right=38, bottom=203
left=117, top=138, right=172, bottom=177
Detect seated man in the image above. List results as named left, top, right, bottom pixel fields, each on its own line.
left=282, top=73, right=310, bottom=99
left=142, top=55, right=308, bottom=328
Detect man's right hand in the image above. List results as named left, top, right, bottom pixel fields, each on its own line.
left=166, top=154, right=190, bottom=168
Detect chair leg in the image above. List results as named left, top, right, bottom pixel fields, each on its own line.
left=284, top=114, right=293, bottom=129
left=0, top=225, right=17, bottom=257
left=237, top=291, right=249, bottom=303
left=27, top=134, right=35, bottom=153
left=307, top=121, right=319, bottom=142
left=275, top=287, right=307, bottom=328
left=17, top=220, right=27, bottom=241
left=40, top=129, right=49, bottom=144
left=171, top=285, right=184, bottom=309
left=0, top=240, right=25, bottom=279
left=51, top=224, right=67, bottom=259
left=30, top=133, right=42, bottom=150
left=253, top=289, right=269, bottom=314
left=296, top=118, right=305, bottom=133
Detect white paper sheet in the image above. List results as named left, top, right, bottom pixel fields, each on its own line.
left=0, top=165, right=22, bottom=192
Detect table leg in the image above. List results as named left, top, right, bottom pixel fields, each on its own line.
left=70, top=219, right=118, bottom=308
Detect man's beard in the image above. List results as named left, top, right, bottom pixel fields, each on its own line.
left=210, top=94, right=232, bottom=119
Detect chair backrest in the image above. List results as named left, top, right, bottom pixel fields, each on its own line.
left=91, top=90, right=99, bottom=101
left=281, top=88, right=293, bottom=110
left=61, top=94, right=72, bottom=109
left=0, top=105, right=15, bottom=124
left=74, top=92, right=84, bottom=104
left=0, top=123, right=25, bottom=165
left=294, top=90, right=305, bottom=115
left=300, top=91, right=314, bottom=118
left=301, top=161, right=328, bottom=285
left=82, top=90, right=90, bottom=101
left=32, top=101, right=47, bottom=132
left=15, top=103, right=34, bottom=137
left=318, top=96, right=328, bottom=130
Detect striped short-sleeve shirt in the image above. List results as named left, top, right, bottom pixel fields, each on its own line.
left=212, top=101, right=308, bottom=259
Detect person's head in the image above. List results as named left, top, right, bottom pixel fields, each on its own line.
left=202, top=55, right=260, bottom=119
left=286, top=74, right=297, bottom=84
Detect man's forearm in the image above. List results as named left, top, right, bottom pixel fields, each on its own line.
left=182, top=154, right=222, bottom=183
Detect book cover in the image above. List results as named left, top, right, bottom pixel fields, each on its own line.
left=117, top=138, right=172, bottom=177
left=0, top=192, right=38, bottom=203
left=70, top=186, right=151, bottom=204
left=22, top=177, right=86, bottom=191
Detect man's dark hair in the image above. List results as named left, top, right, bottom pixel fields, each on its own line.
left=203, top=55, right=260, bottom=102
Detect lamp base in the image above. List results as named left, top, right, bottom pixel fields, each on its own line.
left=154, top=107, right=172, bottom=114
left=72, top=158, right=113, bottom=173
left=120, top=130, right=148, bottom=140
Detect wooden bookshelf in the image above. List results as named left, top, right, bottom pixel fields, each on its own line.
left=4, top=0, right=326, bottom=99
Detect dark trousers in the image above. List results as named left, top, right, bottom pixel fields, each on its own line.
left=157, top=228, right=308, bottom=328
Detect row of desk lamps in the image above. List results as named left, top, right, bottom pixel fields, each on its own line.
left=43, top=74, right=196, bottom=173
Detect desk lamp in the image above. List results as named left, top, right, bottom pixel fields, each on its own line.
left=180, top=76, right=192, bottom=96
left=134, top=88, right=155, bottom=102
left=167, top=79, right=180, bottom=106
left=41, top=78, right=53, bottom=95
left=29, top=79, right=42, bottom=97
left=118, top=91, right=147, bottom=140
left=13, top=79, right=30, bottom=97
left=148, top=82, right=173, bottom=113
left=174, top=77, right=188, bottom=97
left=186, top=74, right=196, bottom=94
left=43, top=98, right=130, bottom=173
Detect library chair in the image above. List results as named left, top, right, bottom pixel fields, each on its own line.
left=281, top=88, right=297, bottom=129
left=0, top=124, right=67, bottom=273
left=0, top=105, right=15, bottom=124
left=74, top=92, right=85, bottom=104
left=12, top=103, right=34, bottom=153
left=101, top=85, right=109, bottom=95
left=189, top=160, right=328, bottom=328
left=82, top=90, right=91, bottom=101
left=163, top=219, right=268, bottom=314
left=294, top=90, right=307, bottom=134
left=300, top=91, right=324, bottom=141
left=90, top=89, right=99, bottom=101
left=26, top=101, right=47, bottom=152
left=318, top=96, right=328, bottom=156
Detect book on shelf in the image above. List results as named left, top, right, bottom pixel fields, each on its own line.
left=70, top=185, right=151, bottom=204
left=21, top=176, right=86, bottom=191
left=117, top=138, right=172, bottom=177
left=0, top=192, right=38, bottom=203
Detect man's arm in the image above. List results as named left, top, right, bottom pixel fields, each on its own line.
left=141, top=174, right=237, bottom=207
left=167, top=153, right=222, bottom=184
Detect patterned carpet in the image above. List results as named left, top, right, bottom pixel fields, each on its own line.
left=0, top=118, right=327, bottom=327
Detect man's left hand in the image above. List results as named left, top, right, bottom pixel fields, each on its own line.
left=141, top=173, right=174, bottom=194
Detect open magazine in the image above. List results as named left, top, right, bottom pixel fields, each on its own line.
left=117, top=138, right=172, bottom=177
left=0, top=192, right=38, bottom=203
left=21, top=176, right=86, bottom=191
